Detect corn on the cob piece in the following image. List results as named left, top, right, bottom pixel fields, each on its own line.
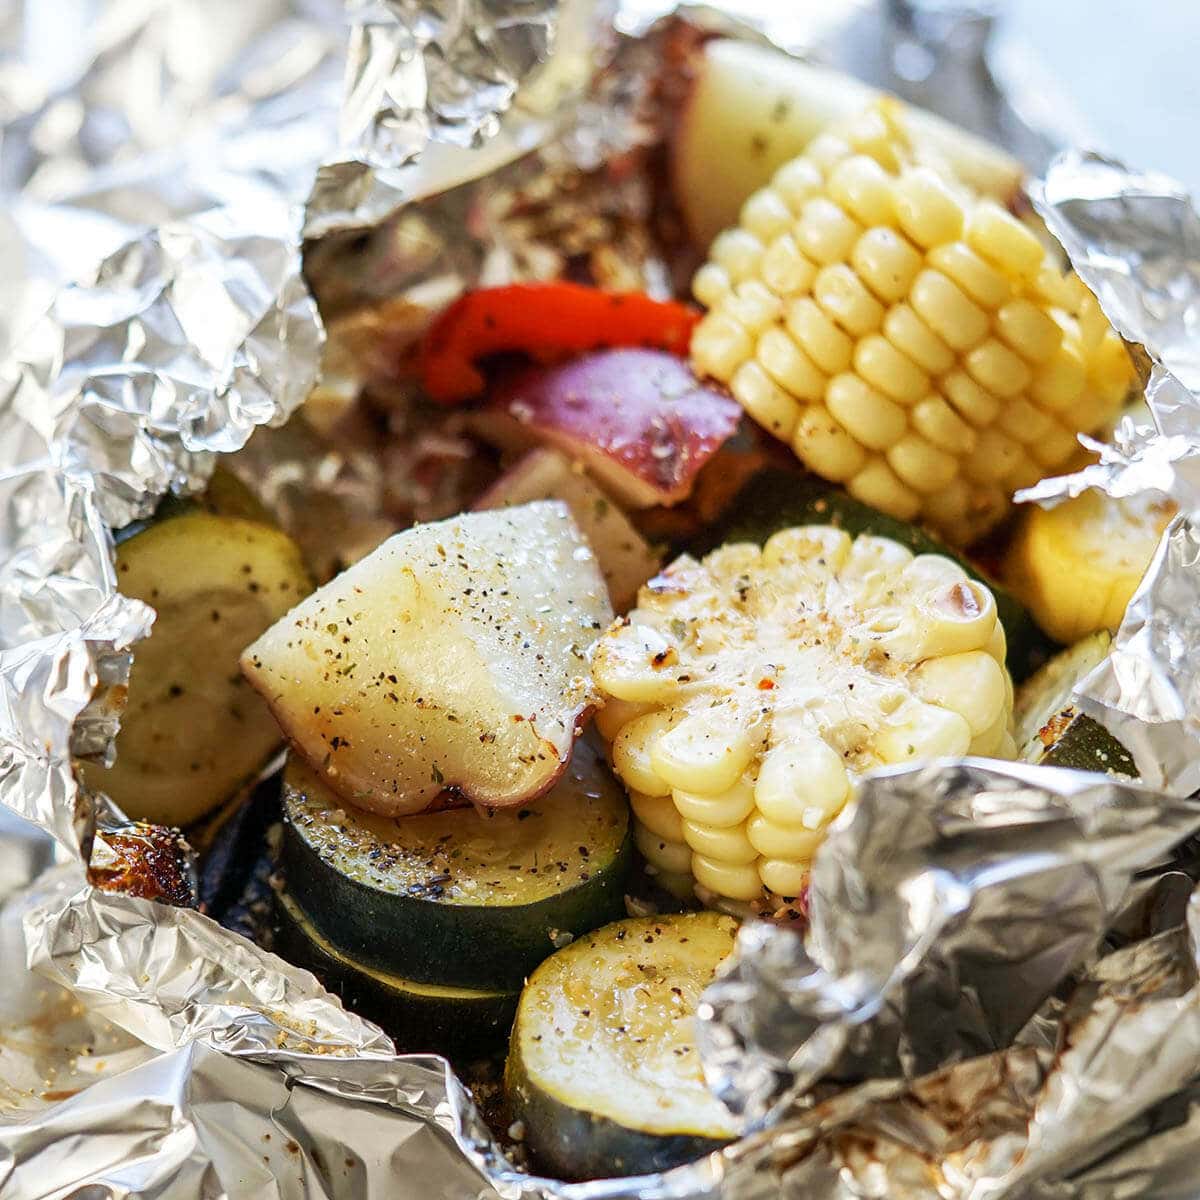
left=590, top=525, right=1016, bottom=907
left=690, top=102, right=1133, bottom=546
left=1003, top=488, right=1175, bottom=644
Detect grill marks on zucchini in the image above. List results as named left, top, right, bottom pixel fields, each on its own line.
left=280, top=739, right=632, bottom=991
left=506, top=913, right=740, bottom=1179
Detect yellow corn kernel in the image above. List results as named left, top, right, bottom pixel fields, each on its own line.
left=755, top=736, right=850, bottom=828
left=920, top=578, right=998, bottom=657
left=962, top=426, right=1025, bottom=483
left=690, top=311, right=753, bottom=382
left=612, top=711, right=676, bottom=797
left=1033, top=265, right=1075, bottom=310
left=629, top=790, right=685, bottom=842
left=723, top=281, right=783, bottom=333
left=913, top=650, right=1007, bottom=735
left=1004, top=457, right=1046, bottom=492
left=651, top=710, right=754, bottom=795
left=757, top=327, right=827, bottom=402
left=941, top=369, right=1001, bottom=427
left=692, top=262, right=731, bottom=309
left=1028, top=420, right=1081, bottom=469
left=911, top=394, right=977, bottom=455
left=875, top=699, right=972, bottom=762
left=740, top=187, right=794, bottom=243
left=681, top=818, right=758, bottom=865
left=926, top=241, right=1012, bottom=309
left=710, top=227, right=764, bottom=283
left=1088, top=333, right=1133, bottom=396
left=772, top=156, right=824, bottom=213
left=843, top=106, right=903, bottom=172
left=995, top=298, right=1062, bottom=364
left=814, top=264, right=885, bottom=336
left=919, top=478, right=973, bottom=541
left=804, top=132, right=854, bottom=175
left=745, top=814, right=823, bottom=861
left=1030, top=341, right=1087, bottom=412
left=851, top=228, right=923, bottom=304
left=758, top=859, right=810, bottom=898
left=847, top=456, right=921, bottom=521
left=964, top=338, right=1033, bottom=398
left=634, top=822, right=692, bottom=874
left=692, top=854, right=763, bottom=902
left=796, top=197, right=863, bottom=265
left=763, top=525, right=853, bottom=572
left=591, top=622, right=681, bottom=703
left=827, top=154, right=895, bottom=226
left=785, top=297, right=854, bottom=374
left=854, top=333, right=929, bottom=404
left=731, top=360, right=801, bottom=440
left=761, top=233, right=818, bottom=297
left=672, top=777, right=757, bottom=828
left=910, top=269, right=989, bottom=350
left=882, top=304, right=955, bottom=375
left=826, top=373, right=907, bottom=450
left=998, top=396, right=1057, bottom=446
left=892, top=167, right=965, bottom=248
left=966, top=202, right=1045, bottom=280
left=839, top=532, right=913, bottom=587
left=969, top=708, right=1009, bottom=756
left=793, top=405, right=868, bottom=482
left=886, top=433, right=958, bottom=493
left=967, top=486, right=1010, bottom=535
left=594, top=697, right=651, bottom=743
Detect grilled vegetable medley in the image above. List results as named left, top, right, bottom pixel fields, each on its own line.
left=88, top=40, right=1165, bottom=1183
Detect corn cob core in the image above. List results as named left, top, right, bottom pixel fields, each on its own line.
left=590, top=525, right=1016, bottom=906
left=689, top=102, right=1133, bottom=546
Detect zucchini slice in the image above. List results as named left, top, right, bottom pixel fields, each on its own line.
left=280, top=738, right=632, bottom=991
left=272, top=888, right=518, bottom=1060
left=701, top=469, right=1057, bottom=681
left=506, top=913, right=740, bottom=1179
left=1014, top=632, right=1136, bottom=776
left=80, top=510, right=312, bottom=826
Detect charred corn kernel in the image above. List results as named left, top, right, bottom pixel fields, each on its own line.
left=847, top=457, right=921, bottom=521
left=893, top=167, right=965, bottom=248
left=681, top=818, right=758, bottom=865
left=912, top=394, right=977, bottom=454
left=828, top=155, right=895, bottom=226
left=629, top=790, right=685, bottom=842
left=815, top=264, right=885, bottom=335
left=887, top=433, right=958, bottom=493
left=690, top=99, right=1132, bottom=545
left=1004, top=488, right=1176, bottom=644
left=590, top=622, right=681, bottom=703
left=883, top=305, right=956, bottom=375
left=927, top=242, right=1012, bottom=309
left=758, top=328, right=827, bottom=401
left=731, top=360, right=801, bottom=440
left=634, top=822, right=692, bottom=875
left=826, top=374, right=907, bottom=450
left=758, top=859, right=810, bottom=898
left=786, top=298, right=854, bottom=374
left=650, top=711, right=754, bottom=795
left=967, top=202, right=1045, bottom=280
left=793, top=405, right=868, bottom=481
left=594, top=697, right=651, bottom=742
left=672, top=778, right=757, bottom=828
left=854, top=334, right=929, bottom=404
left=591, top=528, right=1013, bottom=904
left=761, top=234, right=818, bottom=297
left=692, top=262, right=732, bottom=308
left=911, top=269, right=989, bottom=351
left=710, top=228, right=764, bottom=283
left=852, top=228, right=924, bottom=304
left=995, top=298, right=1061, bottom=363
left=740, top=188, right=794, bottom=242
left=797, top=197, right=864, bottom=265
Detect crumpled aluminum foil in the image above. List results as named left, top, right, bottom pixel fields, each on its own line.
left=7, top=2, right=1200, bottom=1199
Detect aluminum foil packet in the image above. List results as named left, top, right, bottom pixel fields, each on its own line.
left=6, top=1, right=1200, bottom=1198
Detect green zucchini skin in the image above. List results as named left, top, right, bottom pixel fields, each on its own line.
left=272, top=888, right=519, bottom=1060
left=1015, top=632, right=1136, bottom=776
left=280, top=740, right=633, bottom=991
left=697, top=469, right=1057, bottom=682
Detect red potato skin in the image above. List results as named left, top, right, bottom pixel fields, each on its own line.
left=466, top=349, right=742, bottom=509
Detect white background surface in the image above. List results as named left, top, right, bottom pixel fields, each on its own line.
left=1000, top=0, right=1200, bottom=195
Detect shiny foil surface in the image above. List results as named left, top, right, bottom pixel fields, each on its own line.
left=5, top=2, right=1200, bottom=1198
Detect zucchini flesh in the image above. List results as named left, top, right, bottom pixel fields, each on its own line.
left=272, top=889, right=518, bottom=1061
left=281, top=738, right=632, bottom=991
left=80, top=512, right=312, bottom=826
left=1014, top=632, right=1136, bottom=776
left=506, top=912, right=740, bottom=1179
left=700, top=469, right=1057, bottom=681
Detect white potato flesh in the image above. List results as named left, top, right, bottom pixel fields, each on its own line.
left=241, top=502, right=612, bottom=816
left=673, top=39, right=1024, bottom=250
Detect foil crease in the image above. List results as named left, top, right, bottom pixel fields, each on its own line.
left=5, top=3, right=1200, bottom=1200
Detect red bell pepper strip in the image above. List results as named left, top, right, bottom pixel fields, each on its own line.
left=419, top=282, right=701, bottom=405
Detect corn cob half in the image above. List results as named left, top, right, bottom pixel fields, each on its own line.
left=591, top=525, right=1015, bottom=908
left=690, top=101, right=1133, bottom=546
